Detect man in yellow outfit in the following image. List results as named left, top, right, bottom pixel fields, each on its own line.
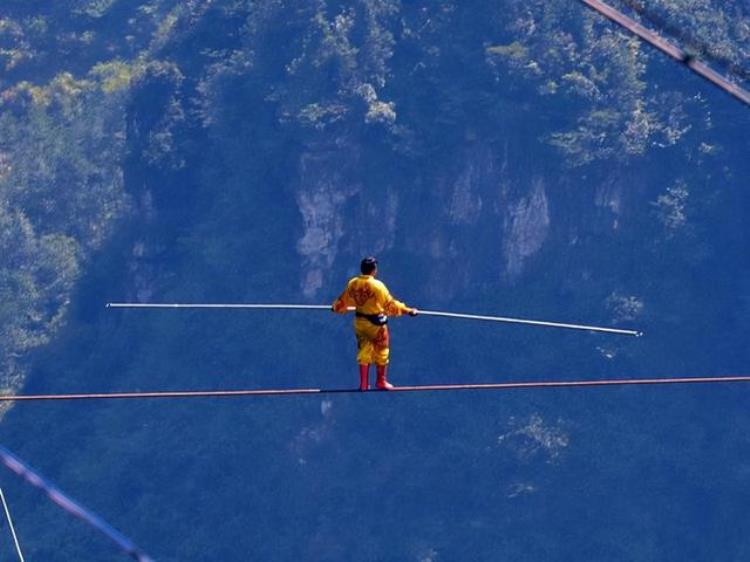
left=332, top=257, right=418, bottom=391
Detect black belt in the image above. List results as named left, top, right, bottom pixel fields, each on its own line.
left=356, top=312, right=388, bottom=326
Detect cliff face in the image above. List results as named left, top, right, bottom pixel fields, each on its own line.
left=292, top=135, right=556, bottom=300
left=1, top=2, right=749, bottom=561
left=292, top=136, right=557, bottom=302
left=296, top=146, right=363, bottom=297
left=502, top=176, right=551, bottom=280
left=288, top=132, right=641, bottom=313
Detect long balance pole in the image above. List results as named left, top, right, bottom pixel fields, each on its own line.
left=105, top=303, right=642, bottom=337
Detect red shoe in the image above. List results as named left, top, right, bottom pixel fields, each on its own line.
left=359, top=364, right=370, bottom=391
left=375, top=365, right=394, bottom=390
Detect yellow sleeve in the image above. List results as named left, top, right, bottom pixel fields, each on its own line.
left=377, top=281, right=411, bottom=316
left=332, top=280, right=355, bottom=313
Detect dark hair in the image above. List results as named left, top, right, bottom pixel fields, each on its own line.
left=360, top=256, right=378, bottom=275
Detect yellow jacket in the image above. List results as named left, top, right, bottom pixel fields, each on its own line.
left=333, top=275, right=411, bottom=316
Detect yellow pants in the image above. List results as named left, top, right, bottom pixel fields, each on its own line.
left=354, top=317, right=390, bottom=366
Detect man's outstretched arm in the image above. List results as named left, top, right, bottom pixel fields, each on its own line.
left=379, top=284, right=417, bottom=317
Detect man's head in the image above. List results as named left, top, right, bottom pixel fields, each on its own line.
left=360, top=256, right=378, bottom=276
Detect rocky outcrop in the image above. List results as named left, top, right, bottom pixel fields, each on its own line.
left=502, top=176, right=550, bottom=279
left=296, top=149, right=361, bottom=297
left=447, top=150, right=486, bottom=225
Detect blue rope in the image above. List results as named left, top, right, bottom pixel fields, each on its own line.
left=0, top=445, right=153, bottom=561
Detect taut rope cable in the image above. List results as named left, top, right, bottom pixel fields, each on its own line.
left=105, top=302, right=642, bottom=337
left=0, top=488, right=25, bottom=562
left=617, top=0, right=750, bottom=82
left=0, top=446, right=154, bottom=562
left=578, top=0, right=750, bottom=107
left=1, top=375, right=750, bottom=402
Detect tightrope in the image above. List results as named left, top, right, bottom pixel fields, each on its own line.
left=2, top=375, right=750, bottom=402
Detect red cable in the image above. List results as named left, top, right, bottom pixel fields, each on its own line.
left=579, top=0, right=750, bottom=106
left=2, top=375, right=749, bottom=402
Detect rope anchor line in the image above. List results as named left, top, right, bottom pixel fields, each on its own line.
left=105, top=302, right=643, bottom=337
left=0, top=488, right=26, bottom=562
left=578, top=0, right=750, bottom=106
left=0, top=446, right=153, bottom=562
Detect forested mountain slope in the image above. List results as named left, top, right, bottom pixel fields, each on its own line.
left=0, top=1, right=748, bottom=560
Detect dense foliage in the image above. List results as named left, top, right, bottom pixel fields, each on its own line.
left=0, top=67, right=130, bottom=400
left=0, top=1, right=748, bottom=560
